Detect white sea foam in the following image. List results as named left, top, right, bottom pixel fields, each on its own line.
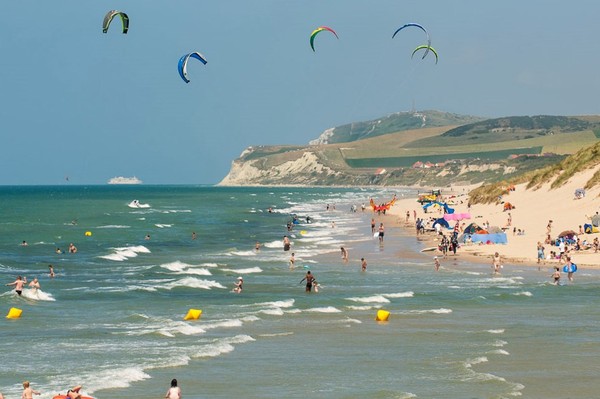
left=99, top=253, right=128, bottom=261
left=162, top=277, right=226, bottom=290
left=220, top=267, right=262, bottom=274
left=383, top=291, right=414, bottom=298
left=346, top=305, right=375, bottom=311
left=263, top=240, right=284, bottom=248
left=161, top=261, right=212, bottom=276
left=513, top=291, right=533, bottom=297
left=259, top=332, right=294, bottom=337
left=493, top=340, right=508, bottom=347
left=346, top=295, right=390, bottom=304
left=408, top=308, right=452, bottom=315
left=261, top=308, right=285, bottom=316
left=203, top=319, right=244, bottom=330
left=155, top=224, right=173, bottom=228
left=96, top=225, right=131, bottom=229
left=80, top=366, right=151, bottom=394
left=488, top=349, right=510, bottom=355
left=21, top=288, right=55, bottom=301
left=228, top=250, right=256, bottom=257
left=464, top=356, right=488, bottom=368
left=487, top=329, right=505, bottom=334
left=305, top=306, right=341, bottom=313
left=194, top=334, right=255, bottom=358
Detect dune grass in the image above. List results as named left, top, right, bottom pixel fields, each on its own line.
left=469, top=141, right=600, bottom=204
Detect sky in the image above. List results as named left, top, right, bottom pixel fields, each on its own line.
left=1, top=0, right=600, bottom=185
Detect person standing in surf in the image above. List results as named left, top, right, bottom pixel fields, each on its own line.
left=283, top=235, right=291, bottom=251
left=492, top=252, right=502, bottom=274
left=165, top=379, right=181, bottom=399
left=378, top=223, right=385, bottom=243
left=6, top=276, right=27, bottom=296
left=300, top=271, right=315, bottom=292
left=361, top=257, right=367, bottom=272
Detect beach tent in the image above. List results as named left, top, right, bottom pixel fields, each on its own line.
left=465, top=233, right=508, bottom=244
left=463, top=223, right=481, bottom=235
left=487, top=226, right=504, bottom=234
left=584, top=223, right=600, bottom=233
left=432, top=218, right=450, bottom=229
left=503, top=202, right=515, bottom=211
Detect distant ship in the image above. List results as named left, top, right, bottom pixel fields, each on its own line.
left=107, top=176, right=143, bottom=185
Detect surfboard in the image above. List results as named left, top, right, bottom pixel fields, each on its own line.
left=373, top=232, right=379, bottom=238
left=420, top=247, right=438, bottom=252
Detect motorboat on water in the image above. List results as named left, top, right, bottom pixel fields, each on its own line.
left=128, top=199, right=151, bottom=208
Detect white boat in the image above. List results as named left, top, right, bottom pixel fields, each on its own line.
left=108, top=176, right=143, bottom=185
left=128, top=200, right=151, bottom=208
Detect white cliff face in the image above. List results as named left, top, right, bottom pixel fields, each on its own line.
left=219, top=152, right=339, bottom=186
left=309, top=127, right=335, bottom=145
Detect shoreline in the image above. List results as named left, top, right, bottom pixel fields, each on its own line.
left=384, top=172, right=600, bottom=270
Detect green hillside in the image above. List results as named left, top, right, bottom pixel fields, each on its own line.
left=222, top=112, right=600, bottom=187
left=313, top=110, right=484, bottom=144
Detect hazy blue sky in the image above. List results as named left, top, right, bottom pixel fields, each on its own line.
left=1, top=1, right=599, bottom=184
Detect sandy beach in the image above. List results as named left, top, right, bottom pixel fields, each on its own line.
left=387, top=164, right=600, bottom=269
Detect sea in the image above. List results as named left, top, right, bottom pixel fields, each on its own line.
left=1, top=185, right=599, bottom=399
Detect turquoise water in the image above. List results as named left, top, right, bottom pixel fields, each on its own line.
left=1, top=186, right=599, bottom=399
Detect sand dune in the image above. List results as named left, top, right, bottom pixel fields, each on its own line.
left=390, top=164, right=600, bottom=268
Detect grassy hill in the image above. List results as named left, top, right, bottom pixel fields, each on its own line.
left=310, top=110, right=484, bottom=144
left=222, top=113, right=600, bottom=187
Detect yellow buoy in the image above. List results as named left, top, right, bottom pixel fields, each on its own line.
left=6, top=307, right=23, bottom=319
left=375, top=309, right=390, bottom=322
left=184, top=308, right=202, bottom=320
left=85, top=231, right=92, bottom=237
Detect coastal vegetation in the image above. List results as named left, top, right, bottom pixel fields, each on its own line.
left=469, top=141, right=600, bottom=204
left=220, top=111, right=600, bottom=187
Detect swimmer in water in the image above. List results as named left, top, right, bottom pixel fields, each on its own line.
left=6, top=276, right=27, bottom=296
left=28, top=277, right=40, bottom=292
left=233, top=277, right=243, bottom=293
left=48, top=264, right=55, bottom=278
left=22, top=381, right=41, bottom=399
left=289, top=252, right=295, bottom=270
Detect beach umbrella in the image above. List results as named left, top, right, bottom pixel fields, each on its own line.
left=558, top=230, right=576, bottom=238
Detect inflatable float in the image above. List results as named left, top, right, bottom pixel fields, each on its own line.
left=563, top=263, right=577, bottom=273
left=53, top=395, right=94, bottom=399
left=375, top=309, right=390, bottom=321
left=6, top=307, right=22, bottom=319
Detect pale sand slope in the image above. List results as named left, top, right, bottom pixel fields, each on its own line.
left=390, top=164, right=600, bottom=268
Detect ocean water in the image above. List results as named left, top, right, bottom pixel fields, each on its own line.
left=1, top=185, right=599, bottom=399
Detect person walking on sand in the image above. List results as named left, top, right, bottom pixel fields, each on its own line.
left=536, top=242, right=545, bottom=269
left=434, top=256, right=440, bottom=272
left=361, top=257, right=367, bottom=272
left=6, top=276, right=27, bottom=296
left=22, top=381, right=40, bottom=399
left=165, top=379, right=181, bottom=399
left=300, top=271, right=315, bottom=292
left=492, top=252, right=502, bottom=274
